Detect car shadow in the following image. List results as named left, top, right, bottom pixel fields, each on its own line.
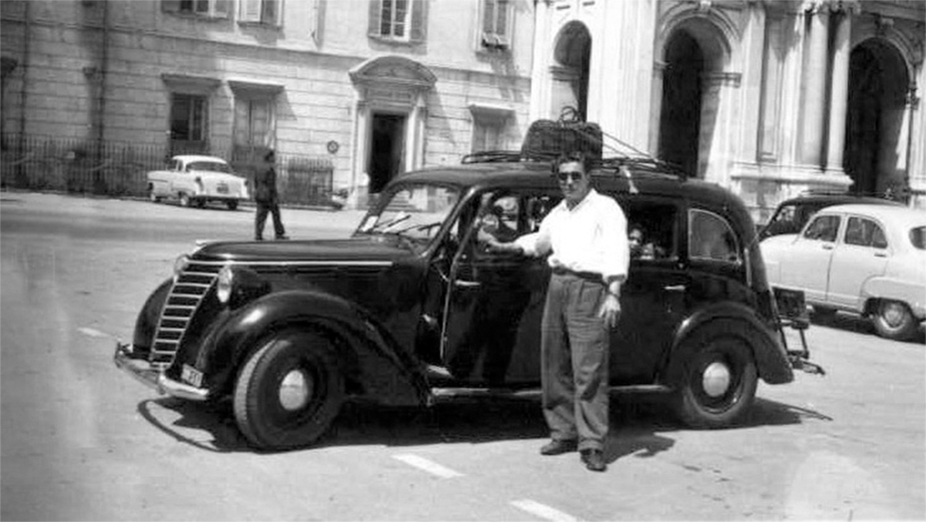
left=811, top=310, right=926, bottom=343
left=137, top=392, right=831, bottom=459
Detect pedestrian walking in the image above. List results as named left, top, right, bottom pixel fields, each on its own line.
left=254, top=149, right=288, bottom=241
left=479, top=151, right=629, bottom=471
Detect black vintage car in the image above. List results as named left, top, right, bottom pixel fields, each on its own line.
left=115, top=144, right=819, bottom=450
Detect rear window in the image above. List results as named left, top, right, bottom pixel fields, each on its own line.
left=910, top=227, right=926, bottom=250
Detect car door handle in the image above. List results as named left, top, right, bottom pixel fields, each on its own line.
left=822, top=244, right=834, bottom=250
left=874, top=252, right=887, bottom=258
left=664, top=284, right=686, bottom=292
left=454, top=280, right=481, bottom=288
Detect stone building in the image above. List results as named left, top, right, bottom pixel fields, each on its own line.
left=530, top=0, right=925, bottom=217
left=0, top=0, right=535, bottom=206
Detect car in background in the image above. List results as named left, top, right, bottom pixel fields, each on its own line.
left=147, top=155, right=249, bottom=210
left=758, top=192, right=902, bottom=241
left=761, top=204, right=926, bottom=341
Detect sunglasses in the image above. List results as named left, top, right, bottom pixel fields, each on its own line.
left=556, top=172, right=585, bottom=183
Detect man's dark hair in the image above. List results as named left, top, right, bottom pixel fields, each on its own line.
left=264, top=149, right=276, bottom=162
left=552, top=151, right=591, bottom=174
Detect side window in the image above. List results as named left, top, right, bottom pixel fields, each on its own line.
left=238, top=0, right=280, bottom=25
left=162, top=0, right=231, bottom=18
left=689, top=209, right=741, bottom=263
left=625, top=200, right=678, bottom=261
left=803, top=215, right=840, bottom=242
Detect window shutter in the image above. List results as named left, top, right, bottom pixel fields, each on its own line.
left=213, top=0, right=230, bottom=18
left=497, top=0, right=508, bottom=38
left=240, top=0, right=261, bottom=22
left=410, top=0, right=426, bottom=43
left=368, top=0, right=382, bottom=36
left=482, top=0, right=494, bottom=34
left=234, top=99, right=250, bottom=146
left=161, top=0, right=182, bottom=13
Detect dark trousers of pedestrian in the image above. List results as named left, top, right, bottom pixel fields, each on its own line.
left=541, top=271, right=610, bottom=452
left=255, top=201, right=285, bottom=240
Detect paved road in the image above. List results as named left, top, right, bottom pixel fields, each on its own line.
left=2, top=192, right=924, bottom=521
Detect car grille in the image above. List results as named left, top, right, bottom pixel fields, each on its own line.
left=150, top=261, right=223, bottom=370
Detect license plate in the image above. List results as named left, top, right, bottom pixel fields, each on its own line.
left=182, top=364, right=203, bottom=387
left=216, top=183, right=229, bottom=194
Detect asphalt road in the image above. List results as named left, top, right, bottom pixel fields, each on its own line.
left=2, top=191, right=924, bottom=521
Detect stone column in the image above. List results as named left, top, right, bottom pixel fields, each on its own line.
left=825, top=11, right=851, bottom=174
left=799, top=6, right=829, bottom=167
left=648, top=61, right=665, bottom=156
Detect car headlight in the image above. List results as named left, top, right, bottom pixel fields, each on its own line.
left=173, top=254, right=190, bottom=277
left=216, top=266, right=233, bottom=305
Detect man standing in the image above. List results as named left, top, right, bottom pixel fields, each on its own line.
left=480, top=151, right=629, bottom=472
left=254, top=149, right=288, bottom=241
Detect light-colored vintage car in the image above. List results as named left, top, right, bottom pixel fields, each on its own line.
left=761, top=204, right=926, bottom=341
left=147, top=155, right=249, bottom=210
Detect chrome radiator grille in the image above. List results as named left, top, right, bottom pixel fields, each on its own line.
left=150, top=261, right=223, bottom=369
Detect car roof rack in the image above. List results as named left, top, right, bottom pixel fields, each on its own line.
left=461, top=109, right=688, bottom=180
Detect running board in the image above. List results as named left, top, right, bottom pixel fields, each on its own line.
left=427, top=384, right=672, bottom=405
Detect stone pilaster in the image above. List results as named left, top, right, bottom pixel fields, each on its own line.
left=799, top=5, right=829, bottom=167
left=825, top=10, right=851, bottom=175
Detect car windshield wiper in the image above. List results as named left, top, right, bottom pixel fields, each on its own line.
left=387, top=221, right=444, bottom=238
left=363, top=212, right=411, bottom=234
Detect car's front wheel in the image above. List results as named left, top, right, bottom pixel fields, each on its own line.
left=148, top=185, right=161, bottom=203
left=179, top=193, right=191, bottom=207
left=872, top=299, right=918, bottom=341
left=234, top=329, right=345, bottom=450
left=671, top=333, right=758, bottom=428
left=227, top=200, right=239, bottom=211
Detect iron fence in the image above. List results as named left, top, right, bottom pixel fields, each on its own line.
left=0, top=135, right=337, bottom=207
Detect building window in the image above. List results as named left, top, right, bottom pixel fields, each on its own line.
left=468, top=103, right=513, bottom=153
left=481, top=0, right=510, bottom=50
left=162, top=0, right=230, bottom=18
left=170, top=93, right=208, bottom=153
left=368, top=0, right=427, bottom=44
left=239, top=0, right=280, bottom=25
left=234, top=98, right=275, bottom=155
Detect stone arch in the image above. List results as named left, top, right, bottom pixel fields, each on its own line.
left=653, top=7, right=737, bottom=178
left=549, top=20, right=592, bottom=121
left=844, top=37, right=912, bottom=197
left=348, top=55, right=436, bottom=203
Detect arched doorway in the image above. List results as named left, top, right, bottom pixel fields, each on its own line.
left=844, top=39, right=910, bottom=197
left=551, top=21, right=591, bottom=120
left=658, top=30, right=703, bottom=177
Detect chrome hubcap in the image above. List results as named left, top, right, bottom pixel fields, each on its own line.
left=279, top=369, right=313, bottom=411
left=702, top=361, right=731, bottom=398
left=882, top=303, right=904, bottom=327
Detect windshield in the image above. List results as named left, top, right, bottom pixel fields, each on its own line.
left=356, top=183, right=460, bottom=245
left=187, top=161, right=232, bottom=173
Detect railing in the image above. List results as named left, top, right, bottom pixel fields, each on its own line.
left=0, top=135, right=338, bottom=207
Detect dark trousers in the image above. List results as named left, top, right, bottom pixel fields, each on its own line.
left=541, top=272, right=610, bottom=451
left=255, top=201, right=285, bottom=240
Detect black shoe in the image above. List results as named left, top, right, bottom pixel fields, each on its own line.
left=275, top=235, right=289, bottom=240
left=255, top=237, right=264, bottom=241
left=580, top=449, right=607, bottom=472
left=539, top=439, right=578, bottom=456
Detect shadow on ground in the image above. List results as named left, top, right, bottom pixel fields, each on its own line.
left=137, top=391, right=831, bottom=459
left=811, top=310, right=926, bottom=344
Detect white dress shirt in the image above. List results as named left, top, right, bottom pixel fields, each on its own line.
left=516, top=189, right=629, bottom=284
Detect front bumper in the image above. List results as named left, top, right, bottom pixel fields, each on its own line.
left=113, top=342, right=210, bottom=401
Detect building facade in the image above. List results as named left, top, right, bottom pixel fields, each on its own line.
left=530, top=0, right=925, bottom=218
left=1, top=0, right=535, bottom=206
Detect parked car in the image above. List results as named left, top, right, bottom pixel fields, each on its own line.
left=147, top=155, right=249, bottom=210
left=115, top=136, right=819, bottom=450
left=762, top=204, right=926, bottom=341
left=758, top=192, right=902, bottom=241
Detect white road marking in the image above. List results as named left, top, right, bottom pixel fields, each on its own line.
left=392, top=454, right=463, bottom=478
left=78, top=327, right=115, bottom=339
left=511, top=499, right=580, bottom=522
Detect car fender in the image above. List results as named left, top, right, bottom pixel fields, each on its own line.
left=202, top=289, right=427, bottom=406
left=669, top=301, right=794, bottom=385
left=861, top=276, right=926, bottom=319
left=132, top=277, right=173, bottom=350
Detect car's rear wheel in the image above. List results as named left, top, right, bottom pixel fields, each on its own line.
left=179, top=193, right=191, bottom=207
left=227, top=200, right=238, bottom=211
left=148, top=185, right=161, bottom=203
left=671, top=334, right=757, bottom=428
left=872, top=300, right=918, bottom=341
left=234, top=329, right=345, bottom=450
